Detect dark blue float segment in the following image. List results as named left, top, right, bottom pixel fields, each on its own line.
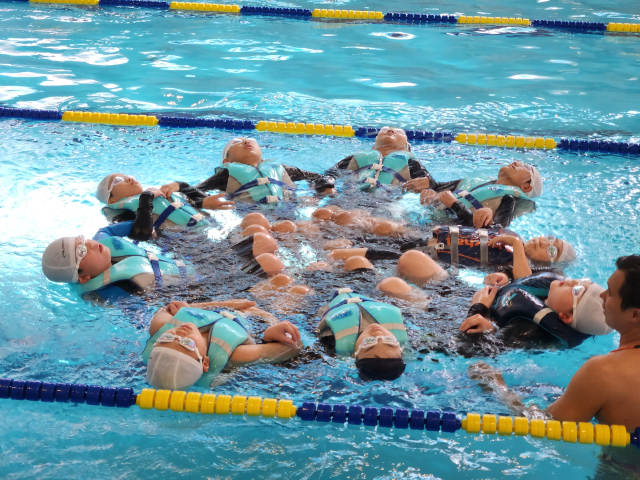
left=316, top=403, right=332, bottom=422
left=632, top=427, right=640, bottom=448
left=410, top=409, right=425, bottom=430
left=55, top=383, right=72, bottom=403
left=40, top=382, right=57, bottom=403
left=378, top=407, right=394, bottom=428
left=25, top=381, right=42, bottom=401
left=0, top=107, right=62, bottom=120
left=116, top=388, right=134, bottom=408
left=348, top=405, right=363, bottom=425
left=0, top=378, right=12, bottom=399
left=297, top=401, right=316, bottom=421
left=441, top=412, right=461, bottom=432
left=533, top=19, right=606, bottom=33
left=101, top=387, right=117, bottom=407
left=332, top=404, right=347, bottom=423
left=86, top=385, right=103, bottom=406
left=10, top=380, right=27, bottom=400
left=241, top=6, right=310, bottom=17
left=363, top=406, right=378, bottom=427
left=426, top=410, right=441, bottom=431
left=394, top=408, right=409, bottom=429
left=158, top=116, right=255, bottom=130
left=70, top=384, right=87, bottom=404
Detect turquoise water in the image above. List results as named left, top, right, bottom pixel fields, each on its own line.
left=1, top=1, right=640, bottom=478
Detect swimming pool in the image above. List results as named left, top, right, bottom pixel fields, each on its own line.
left=1, top=0, right=639, bottom=477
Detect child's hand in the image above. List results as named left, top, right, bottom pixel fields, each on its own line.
left=166, top=300, right=190, bottom=315
left=263, top=321, right=301, bottom=346
left=460, top=314, right=495, bottom=334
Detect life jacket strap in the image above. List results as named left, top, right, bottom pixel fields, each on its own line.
left=146, top=251, right=163, bottom=286
left=450, top=226, right=460, bottom=266
left=454, top=189, right=484, bottom=210
left=354, top=164, right=407, bottom=184
left=478, top=229, right=489, bottom=265
left=175, top=260, right=187, bottom=282
left=227, top=177, right=295, bottom=199
left=533, top=308, right=554, bottom=325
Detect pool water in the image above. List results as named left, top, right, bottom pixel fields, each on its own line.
left=1, top=0, right=639, bottom=478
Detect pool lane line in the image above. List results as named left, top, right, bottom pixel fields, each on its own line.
left=1, top=378, right=638, bottom=448
left=7, top=0, right=640, bottom=35
left=1, top=106, right=639, bottom=155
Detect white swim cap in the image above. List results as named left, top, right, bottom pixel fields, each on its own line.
left=572, top=283, right=613, bottom=336
left=222, top=137, right=243, bottom=161
left=42, top=237, right=78, bottom=283
left=147, top=347, right=203, bottom=391
left=557, top=240, right=577, bottom=263
left=528, top=165, right=543, bottom=198
left=96, top=174, right=115, bottom=204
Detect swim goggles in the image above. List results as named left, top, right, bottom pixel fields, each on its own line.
left=379, top=126, right=406, bottom=135
left=545, top=235, right=559, bottom=262
left=354, top=335, right=400, bottom=357
left=571, top=278, right=591, bottom=320
left=71, top=235, right=88, bottom=283
left=154, top=332, right=203, bottom=364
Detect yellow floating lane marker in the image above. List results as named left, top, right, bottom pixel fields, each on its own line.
left=462, top=413, right=630, bottom=447
left=61, top=110, right=158, bottom=127
left=607, top=23, right=640, bottom=32
left=458, top=15, right=530, bottom=26
left=169, top=2, right=241, bottom=12
left=254, top=120, right=354, bottom=137
left=30, top=0, right=99, bottom=4
left=136, top=388, right=297, bottom=419
left=312, top=9, right=383, bottom=20
left=455, top=133, right=556, bottom=149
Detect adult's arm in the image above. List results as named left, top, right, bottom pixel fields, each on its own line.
left=492, top=196, right=517, bottom=227
left=93, top=221, right=134, bottom=241
left=228, top=342, right=301, bottom=366
left=547, top=356, right=608, bottom=422
left=326, top=155, right=354, bottom=177
left=176, top=182, right=209, bottom=208
left=283, top=165, right=335, bottom=192
left=195, top=168, right=230, bottom=192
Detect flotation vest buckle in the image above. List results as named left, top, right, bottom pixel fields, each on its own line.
left=265, top=195, right=279, bottom=203
left=257, top=178, right=270, bottom=185
left=370, top=164, right=382, bottom=171
left=346, top=297, right=363, bottom=304
left=337, top=288, right=353, bottom=294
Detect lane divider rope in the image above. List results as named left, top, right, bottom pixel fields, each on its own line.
left=1, top=107, right=638, bottom=154
left=7, top=0, right=639, bottom=34
left=1, top=378, right=639, bottom=448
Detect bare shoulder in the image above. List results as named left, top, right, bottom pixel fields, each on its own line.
left=572, top=354, right=611, bottom=380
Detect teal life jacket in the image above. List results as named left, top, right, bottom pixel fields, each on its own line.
left=221, top=162, right=295, bottom=204
left=316, top=288, right=407, bottom=355
left=103, top=193, right=208, bottom=229
left=447, top=174, right=535, bottom=218
left=141, top=307, right=253, bottom=387
left=73, top=236, right=195, bottom=297
left=350, top=150, right=414, bottom=191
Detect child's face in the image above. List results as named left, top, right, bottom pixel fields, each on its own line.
left=547, top=279, right=591, bottom=317
left=525, top=236, right=564, bottom=263
left=225, top=138, right=262, bottom=167
left=77, top=238, right=112, bottom=282
left=354, top=324, right=402, bottom=359
left=108, top=173, right=144, bottom=204
left=157, top=322, right=208, bottom=360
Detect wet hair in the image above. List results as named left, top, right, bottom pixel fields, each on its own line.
left=615, top=255, right=640, bottom=311
left=355, top=358, right=406, bottom=381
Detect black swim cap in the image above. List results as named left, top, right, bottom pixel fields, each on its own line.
left=231, top=234, right=255, bottom=259
left=355, top=358, right=406, bottom=381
